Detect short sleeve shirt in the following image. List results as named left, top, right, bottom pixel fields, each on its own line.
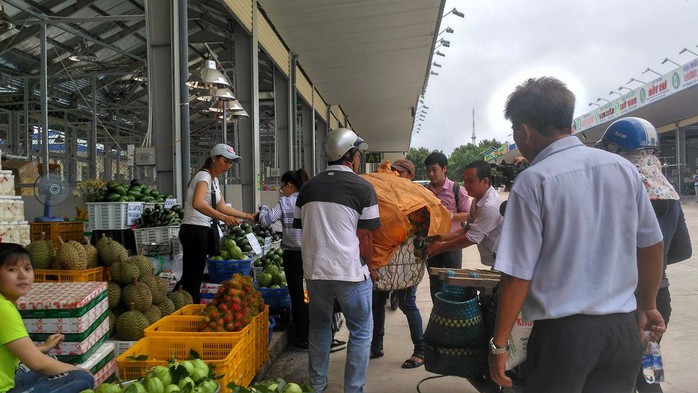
left=182, top=170, right=221, bottom=227
left=294, top=165, right=381, bottom=281
left=427, top=177, right=471, bottom=232
left=466, top=186, right=504, bottom=266
left=494, top=137, right=662, bottom=321
left=0, top=294, right=28, bottom=392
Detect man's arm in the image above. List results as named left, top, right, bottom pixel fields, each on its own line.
left=358, top=228, right=375, bottom=280
left=636, top=241, right=665, bottom=340
left=489, top=274, right=530, bottom=388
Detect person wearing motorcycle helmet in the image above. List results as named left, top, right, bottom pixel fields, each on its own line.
left=294, top=128, right=380, bottom=393
left=598, top=117, right=687, bottom=393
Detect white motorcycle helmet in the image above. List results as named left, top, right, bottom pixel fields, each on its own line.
left=323, top=128, right=368, bottom=162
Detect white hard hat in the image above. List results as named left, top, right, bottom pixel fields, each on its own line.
left=323, top=128, right=368, bottom=161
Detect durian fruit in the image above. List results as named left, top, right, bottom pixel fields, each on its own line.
left=111, top=258, right=140, bottom=285
left=56, top=237, right=87, bottom=270
left=107, top=281, right=121, bottom=310
left=108, top=310, right=117, bottom=337
left=95, top=234, right=111, bottom=253
left=26, top=232, right=55, bottom=269
left=155, top=297, right=176, bottom=317
left=121, top=280, right=153, bottom=312
left=98, top=236, right=129, bottom=267
left=130, top=252, right=153, bottom=278
left=140, top=275, right=168, bottom=305
left=167, top=286, right=194, bottom=310
left=116, top=304, right=149, bottom=341
left=82, top=237, right=99, bottom=269
left=143, top=305, right=162, bottom=325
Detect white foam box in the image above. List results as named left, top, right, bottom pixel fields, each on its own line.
left=0, top=170, right=15, bottom=196
left=41, top=316, right=110, bottom=356
left=17, top=282, right=107, bottom=316
left=0, top=196, right=24, bottom=222
left=0, top=221, right=30, bottom=245
left=106, top=339, right=137, bottom=358
left=77, top=342, right=115, bottom=374
left=23, top=298, right=108, bottom=334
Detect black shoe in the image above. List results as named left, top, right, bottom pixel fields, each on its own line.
left=292, top=341, right=308, bottom=350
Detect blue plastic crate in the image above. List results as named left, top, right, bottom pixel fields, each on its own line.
left=268, top=316, right=276, bottom=345
left=206, top=258, right=253, bottom=283
left=258, top=287, right=291, bottom=310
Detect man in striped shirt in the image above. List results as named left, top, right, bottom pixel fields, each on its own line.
left=294, top=128, right=381, bottom=393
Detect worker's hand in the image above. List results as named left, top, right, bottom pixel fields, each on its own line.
left=488, top=352, right=512, bottom=388
left=40, top=334, right=64, bottom=353
left=636, top=308, right=666, bottom=342
left=369, top=269, right=379, bottom=283
left=251, top=211, right=260, bottom=223
left=426, top=241, right=443, bottom=258
left=220, top=215, right=239, bottom=226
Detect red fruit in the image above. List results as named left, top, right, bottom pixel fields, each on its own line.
left=225, top=322, right=234, bottom=331
left=224, top=314, right=233, bottom=323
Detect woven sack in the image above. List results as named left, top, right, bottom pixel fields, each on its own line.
left=373, top=240, right=425, bottom=291
left=424, top=287, right=487, bottom=378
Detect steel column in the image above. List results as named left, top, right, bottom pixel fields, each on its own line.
left=90, top=77, right=97, bottom=178
left=40, top=21, right=49, bottom=174
left=301, top=102, right=313, bottom=173
left=275, top=67, right=289, bottom=176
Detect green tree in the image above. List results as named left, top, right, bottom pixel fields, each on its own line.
left=406, top=147, right=440, bottom=181
left=448, top=139, right=505, bottom=181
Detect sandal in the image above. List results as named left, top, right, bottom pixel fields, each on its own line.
left=370, top=350, right=384, bottom=359
left=401, top=356, right=424, bottom=369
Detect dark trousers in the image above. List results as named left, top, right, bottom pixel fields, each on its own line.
left=635, top=287, right=672, bottom=392
left=371, top=286, right=424, bottom=358
left=426, top=249, right=462, bottom=301
left=176, top=223, right=209, bottom=304
left=283, top=249, right=309, bottom=344
left=525, top=312, right=642, bottom=393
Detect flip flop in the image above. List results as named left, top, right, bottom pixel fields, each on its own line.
left=370, top=350, right=384, bottom=359
left=401, top=356, right=424, bottom=369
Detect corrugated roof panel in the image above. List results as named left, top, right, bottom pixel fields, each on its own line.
left=224, top=0, right=253, bottom=33
left=296, top=67, right=312, bottom=106
left=258, top=14, right=289, bottom=77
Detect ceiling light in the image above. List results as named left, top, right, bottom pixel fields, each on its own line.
left=0, top=3, right=14, bottom=31
left=679, top=48, right=698, bottom=57
left=186, top=59, right=230, bottom=89
left=230, top=109, right=249, bottom=118
left=641, top=68, right=661, bottom=77
left=435, top=50, right=446, bottom=57
left=443, top=7, right=465, bottom=18
left=209, top=99, right=244, bottom=112
left=69, top=40, right=97, bottom=62
left=197, top=88, right=235, bottom=101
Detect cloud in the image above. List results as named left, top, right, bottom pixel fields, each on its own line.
left=413, top=0, right=698, bottom=155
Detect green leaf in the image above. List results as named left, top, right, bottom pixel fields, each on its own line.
left=189, top=349, right=201, bottom=360
left=126, top=354, right=149, bottom=361
left=169, top=363, right=189, bottom=383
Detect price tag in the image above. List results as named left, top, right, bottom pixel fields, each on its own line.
left=164, top=198, right=177, bottom=209
left=127, top=202, right=144, bottom=225
left=245, top=233, right=262, bottom=255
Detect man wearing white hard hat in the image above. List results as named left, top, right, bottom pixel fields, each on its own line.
left=294, top=128, right=381, bottom=393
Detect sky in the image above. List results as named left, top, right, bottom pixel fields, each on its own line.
left=410, top=0, right=698, bottom=155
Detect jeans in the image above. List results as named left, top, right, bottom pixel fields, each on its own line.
left=427, top=249, right=462, bottom=301
left=371, top=286, right=424, bottom=358
left=307, top=279, right=373, bottom=393
left=10, top=367, right=94, bottom=393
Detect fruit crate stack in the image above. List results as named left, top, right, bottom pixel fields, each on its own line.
left=0, top=164, right=29, bottom=245
left=29, top=221, right=86, bottom=249
left=17, top=282, right=115, bottom=382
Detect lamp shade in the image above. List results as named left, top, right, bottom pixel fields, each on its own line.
left=186, top=59, right=230, bottom=89
left=230, top=109, right=249, bottom=118
left=0, top=4, right=14, bottom=31
left=197, top=88, right=235, bottom=102
left=209, top=99, right=244, bottom=113
left=69, top=40, right=97, bottom=62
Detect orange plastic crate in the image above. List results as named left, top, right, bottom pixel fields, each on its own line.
left=116, top=336, right=253, bottom=388
left=29, top=221, right=86, bottom=248
left=254, top=306, right=269, bottom=372
left=33, top=267, right=104, bottom=283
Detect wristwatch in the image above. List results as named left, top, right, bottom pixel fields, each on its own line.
left=489, top=338, right=510, bottom=355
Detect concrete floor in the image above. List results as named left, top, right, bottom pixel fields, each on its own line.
left=264, top=198, right=698, bottom=393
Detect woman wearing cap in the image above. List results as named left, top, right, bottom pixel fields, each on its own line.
left=177, top=144, right=259, bottom=303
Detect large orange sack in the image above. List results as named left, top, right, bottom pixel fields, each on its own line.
left=361, top=161, right=451, bottom=269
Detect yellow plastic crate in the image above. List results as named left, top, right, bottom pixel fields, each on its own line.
left=30, top=221, right=86, bottom=248
left=171, top=304, right=205, bottom=316
left=254, top=306, right=269, bottom=372
left=33, top=267, right=105, bottom=283
left=116, top=336, right=253, bottom=388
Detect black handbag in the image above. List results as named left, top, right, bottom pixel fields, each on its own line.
left=207, top=174, right=221, bottom=257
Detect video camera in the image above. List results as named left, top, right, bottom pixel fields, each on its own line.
left=491, top=161, right=528, bottom=191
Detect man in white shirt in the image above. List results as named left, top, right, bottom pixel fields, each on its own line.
left=489, top=77, right=665, bottom=393
left=427, top=160, right=503, bottom=267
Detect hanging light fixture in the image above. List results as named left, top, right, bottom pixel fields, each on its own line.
left=186, top=59, right=230, bottom=89
left=197, top=87, right=235, bottom=101
left=230, top=109, right=249, bottom=118
left=69, top=40, right=97, bottom=62
left=0, top=2, right=14, bottom=31
left=209, top=99, right=244, bottom=113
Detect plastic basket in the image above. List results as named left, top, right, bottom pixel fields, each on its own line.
left=33, top=267, right=105, bottom=283
left=253, top=306, right=269, bottom=372
left=171, top=304, right=206, bottom=316
left=86, top=202, right=140, bottom=231
left=30, top=221, right=86, bottom=248
left=116, top=336, right=253, bottom=388
left=206, top=258, right=252, bottom=283
left=133, top=226, right=180, bottom=247
left=259, top=287, right=291, bottom=310
left=270, top=240, right=281, bottom=250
